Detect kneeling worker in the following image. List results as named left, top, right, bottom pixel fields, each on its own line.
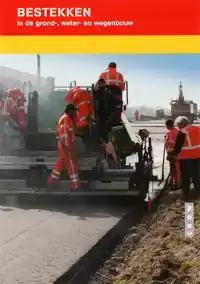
left=165, top=118, right=181, bottom=189
left=48, top=104, right=80, bottom=190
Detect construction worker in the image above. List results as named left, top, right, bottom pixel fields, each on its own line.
left=167, top=116, right=200, bottom=200
left=164, top=119, right=181, bottom=189
left=65, top=86, right=80, bottom=104
left=65, top=86, right=81, bottom=126
left=135, top=110, right=139, bottom=121
left=48, top=104, right=80, bottom=190
left=97, top=62, right=125, bottom=125
left=93, top=78, right=115, bottom=142
left=0, top=88, right=26, bottom=154
left=65, top=87, right=95, bottom=132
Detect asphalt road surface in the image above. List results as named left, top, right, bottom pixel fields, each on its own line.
left=0, top=205, right=127, bottom=284
left=0, top=130, right=167, bottom=284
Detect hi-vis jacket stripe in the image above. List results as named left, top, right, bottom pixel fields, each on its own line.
left=180, top=125, right=200, bottom=150
left=105, top=70, right=124, bottom=86
left=1, top=97, right=25, bottom=115
left=57, top=114, right=74, bottom=146
left=165, top=129, right=179, bottom=152
left=76, top=100, right=91, bottom=107
left=166, top=132, right=176, bottom=151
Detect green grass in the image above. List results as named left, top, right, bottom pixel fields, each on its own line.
left=194, top=201, right=200, bottom=231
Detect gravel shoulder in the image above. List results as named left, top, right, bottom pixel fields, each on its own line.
left=90, top=195, right=200, bottom=284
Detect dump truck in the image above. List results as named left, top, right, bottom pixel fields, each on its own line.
left=170, top=82, right=198, bottom=124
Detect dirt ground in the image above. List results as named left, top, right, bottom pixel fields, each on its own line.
left=90, top=195, right=200, bottom=284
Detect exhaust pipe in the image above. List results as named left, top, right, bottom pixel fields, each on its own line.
left=37, top=54, right=41, bottom=91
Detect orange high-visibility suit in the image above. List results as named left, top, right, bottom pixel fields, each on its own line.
left=135, top=110, right=139, bottom=120
left=176, top=125, right=200, bottom=195
left=72, top=88, right=95, bottom=129
left=48, top=113, right=80, bottom=190
left=98, top=68, right=125, bottom=90
left=97, top=67, right=125, bottom=122
left=1, top=88, right=26, bottom=131
left=178, top=125, right=200, bottom=160
left=65, top=87, right=95, bottom=129
left=165, top=127, right=181, bottom=186
left=65, top=86, right=81, bottom=126
left=65, top=86, right=81, bottom=104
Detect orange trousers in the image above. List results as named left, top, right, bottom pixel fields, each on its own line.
left=169, top=160, right=181, bottom=186
left=48, top=143, right=80, bottom=189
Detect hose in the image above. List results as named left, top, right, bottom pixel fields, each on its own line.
left=161, top=144, right=166, bottom=180
left=157, top=144, right=166, bottom=186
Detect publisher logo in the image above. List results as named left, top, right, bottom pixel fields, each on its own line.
left=185, top=203, right=194, bottom=238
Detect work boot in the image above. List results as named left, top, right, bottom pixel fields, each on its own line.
left=47, top=176, right=59, bottom=190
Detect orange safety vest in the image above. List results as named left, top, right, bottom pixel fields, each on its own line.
left=135, top=110, right=139, bottom=117
left=64, top=86, right=81, bottom=126
left=72, top=88, right=95, bottom=129
left=56, top=113, right=75, bottom=147
left=65, top=86, right=81, bottom=103
left=98, top=67, right=125, bottom=90
left=1, top=88, right=26, bottom=130
left=178, top=125, right=200, bottom=160
left=165, top=127, right=179, bottom=152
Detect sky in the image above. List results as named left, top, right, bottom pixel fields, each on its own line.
left=0, top=54, right=200, bottom=108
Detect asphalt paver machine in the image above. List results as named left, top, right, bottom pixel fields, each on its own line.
left=0, top=80, right=160, bottom=198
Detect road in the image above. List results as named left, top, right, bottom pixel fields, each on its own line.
left=131, top=119, right=200, bottom=125
left=0, top=126, right=167, bottom=284
left=131, top=121, right=200, bottom=144
left=0, top=205, right=127, bottom=284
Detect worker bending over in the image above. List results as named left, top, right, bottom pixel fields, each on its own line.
left=65, top=86, right=80, bottom=104
left=165, top=119, right=181, bottom=189
left=0, top=88, right=26, bottom=154
left=97, top=62, right=125, bottom=125
left=48, top=104, right=80, bottom=190
left=167, top=116, right=200, bottom=200
left=65, top=86, right=95, bottom=134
